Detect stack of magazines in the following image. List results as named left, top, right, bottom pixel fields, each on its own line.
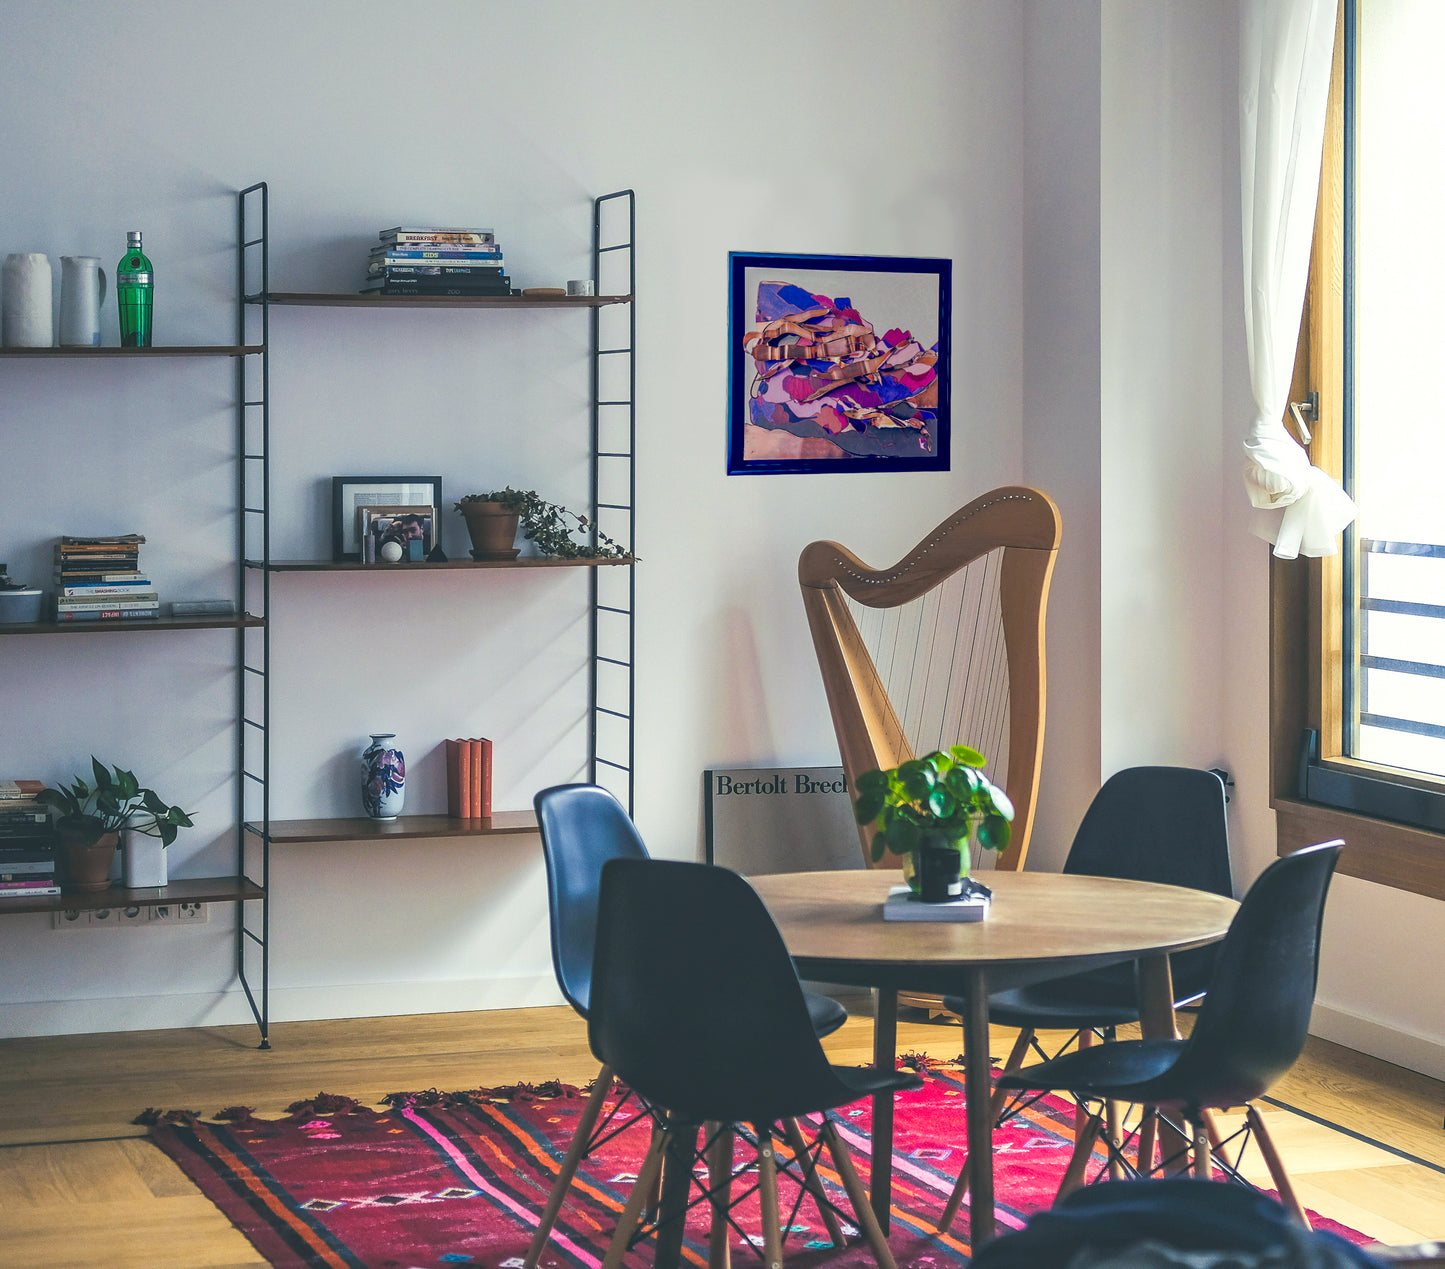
left=53, top=534, right=158, bottom=622
left=0, top=779, right=59, bottom=899
left=361, top=226, right=513, bottom=297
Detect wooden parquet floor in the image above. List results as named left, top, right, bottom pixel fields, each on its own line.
left=0, top=1003, right=1440, bottom=1267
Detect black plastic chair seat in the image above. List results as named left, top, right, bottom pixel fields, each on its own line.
left=807, top=991, right=849, bottom=1039
left=968, top=944, right=1217, bottom=1031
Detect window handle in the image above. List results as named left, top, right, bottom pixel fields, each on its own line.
left=1288, top=391, right=1319, bottom=445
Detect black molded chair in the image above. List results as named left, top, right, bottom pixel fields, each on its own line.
left=589, top=857, right=923, bottom=1269
left=938, top=766, right=1233, bottom=1229
left=994, top=840, right=1343, bottom=1226
left=526, top=784, right=849, bottom=1269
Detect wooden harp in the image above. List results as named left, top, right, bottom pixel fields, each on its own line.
left=799, top=486, right=1061, bottom=874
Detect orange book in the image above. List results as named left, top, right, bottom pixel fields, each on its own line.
left=467, top=739, right=483, bottom=819
left=446, top=738, right=471, bottom=820
left=479, top=737, right=493, bottom=818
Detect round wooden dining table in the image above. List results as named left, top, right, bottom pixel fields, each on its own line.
left=748, top=869, right=1239, bottom=1246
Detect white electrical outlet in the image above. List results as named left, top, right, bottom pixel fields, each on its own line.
left=149, top=905, right=173, bottom=923
left=52, top=908, right=88, bottom=930
left=174, top=902, right=207, bottom=922
left=90, top=907, right=116, bottom=927
left=118, top=905, right=147, bottom=925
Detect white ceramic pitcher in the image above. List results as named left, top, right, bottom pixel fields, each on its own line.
left=59, top=255, right=107, bottom=347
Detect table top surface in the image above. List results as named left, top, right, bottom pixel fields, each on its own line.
left=749, top=869, right=1239, bottom=993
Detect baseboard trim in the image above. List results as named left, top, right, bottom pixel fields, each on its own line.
left=1312, top=1001, right=1445, bottom=1081
left=0, top=976, right=564, bottom=1039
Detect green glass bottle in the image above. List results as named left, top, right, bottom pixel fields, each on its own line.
left=117, top=230, right=153, bottom=347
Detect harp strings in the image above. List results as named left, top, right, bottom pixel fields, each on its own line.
left=842, top=548, right=1010, bottom=795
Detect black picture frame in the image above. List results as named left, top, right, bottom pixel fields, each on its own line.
left=727, top=251, right=951, bottom=475
left=331, top=476, right=442, bottom=561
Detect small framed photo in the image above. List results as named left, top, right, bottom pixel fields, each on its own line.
left=727, top=251, right=951, bottom=475
left=360, top=505, right=436, bottom=563
left=332, top=476, right=442, bottom=561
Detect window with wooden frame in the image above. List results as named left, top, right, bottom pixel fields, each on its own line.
left=1272, top=0, right=1445, bottom=900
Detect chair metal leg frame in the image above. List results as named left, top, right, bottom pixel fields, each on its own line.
left=1056, top=1101, right=1312, bottom=1231
left=603, top=1113, right=897, bottom=1269
left=525, top=1064, right=661, bottom=1269
left=939, top=1025, right=1115, bottom=1234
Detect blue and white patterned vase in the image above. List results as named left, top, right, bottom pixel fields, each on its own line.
left=361, top=733, right=405, bottom=820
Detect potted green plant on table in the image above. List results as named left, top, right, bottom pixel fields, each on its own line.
left=38, top=758, right=194, bottom=892
left=455, top=488, right=630, bottom=561
left=851, top=745, right=1014, bottom=902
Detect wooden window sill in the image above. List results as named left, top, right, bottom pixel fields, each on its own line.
left=1275, top=796, right=1445, bottom=901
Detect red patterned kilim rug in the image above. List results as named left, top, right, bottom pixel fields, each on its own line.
left=140, top=1060, right=1368, bottom=1269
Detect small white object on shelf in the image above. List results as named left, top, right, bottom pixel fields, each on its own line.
left=882, top=883, right=990, bottom=922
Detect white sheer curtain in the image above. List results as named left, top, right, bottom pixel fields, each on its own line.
left=1240, top=0, right=1357, bottom=559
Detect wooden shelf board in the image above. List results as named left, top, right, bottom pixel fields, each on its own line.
left=0, top=614, right=264, bottom=636
left=249, top=558, right=632, bottom=572
left=256, top=810, right=539, bottom=844
left=255, top=292, right=631, bottom=310
left=0, top=345, right=261, bottom=358
left=0, top=876, right=263, bottom=916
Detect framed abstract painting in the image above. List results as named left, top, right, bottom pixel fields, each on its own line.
left=727, top=251, right=951, bottom=475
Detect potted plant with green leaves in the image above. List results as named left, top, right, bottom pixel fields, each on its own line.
left=38, top=758, right=194, bottom=892
left=455, top=487, right=630, bottom=561
left=851, top=745, right=1013, bottom=902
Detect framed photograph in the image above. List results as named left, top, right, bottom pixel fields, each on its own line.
left=727, top=251, right=950, bottom=475
left=360, top=504, right=436, bottom=563
left=331, top=476, right=442, bottom=561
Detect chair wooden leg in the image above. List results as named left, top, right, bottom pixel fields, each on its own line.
left=1246, top=1104, right=1311, bottom=1229
left=645, top=1118, right=666, bottom=1221
left=1105, top=1098, right=1127, bottom=1181
left=1136, top=1106, right=1158, bottom=1176
left=524, top=1063, right=614, bottom=1269
left=756, top=1124, right=784, bottom=1269
left=1054, top=1111, right=1102, bottom=1201
left=707, top=1122, right=735, bottom=1269
left=1191, top=1117, right=1212, bottom=1179
left=600, top=1121, right=669, bottom=1269
left=1074, top=1030, right=1095, bottom=1138
left=782, top=1117, right=846, bottom=1247
left=819, top=1119, right=897, bottom=1269
left=653, top=1118, right=700, bottom=1269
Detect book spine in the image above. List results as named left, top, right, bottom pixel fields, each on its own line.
left=363, top=284, right=514, bottom=297
left=446, top=738, right=462, bottom=819
left=480, top=738, right=492, bottom=819
left=467, top=740, right=482, bottom=819
left=371, top=249, right=504, bottom=262
left=458, top=739, right=472, bottom=818
left=0, top=859, right=56, bottom=871
left=381, top=230, right=495, bottom=244
left=0, top=882, right=61, bottom=894
left=51, top=571, right=146, bottom=583
left=56, top=582, right=155, bottom=597
left=0, top=781, right=44, bottom=798
left=54, top=609, right=161, bottom=622
left=0, top=872, right=56, bottom=884
left=55, top=594, right=160, bottom=609
left=367, top=264, right=506, bottom=276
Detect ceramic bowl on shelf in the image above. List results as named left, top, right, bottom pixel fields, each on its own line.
left=0, top=588, right=43, bottom=624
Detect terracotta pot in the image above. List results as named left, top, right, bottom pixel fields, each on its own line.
left=459, top=501, right=522, bottom=560
left=58, top=826, right=119, bottom=892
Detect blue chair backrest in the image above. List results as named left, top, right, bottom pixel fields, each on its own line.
left=534, top=783, right=649, bottom=1017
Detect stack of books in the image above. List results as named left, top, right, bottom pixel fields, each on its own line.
left=361, top=226, right=513, bottom=297
left=53, top=534, right=157, bottom=623
left=0, top=779, right=59, bottom=898
left=445, top=737, right=493, bottom=819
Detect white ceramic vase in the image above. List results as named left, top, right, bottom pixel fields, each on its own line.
left=2, top=253, right=53, bottom=348
left=121, top=829, right=168, bottom=889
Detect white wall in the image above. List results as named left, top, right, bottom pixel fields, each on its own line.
left=0, top=0, right=1027, bottom=1035
left=3, top=0, right=1441, bottom=1077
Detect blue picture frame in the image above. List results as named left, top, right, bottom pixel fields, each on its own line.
left=727, top=251, right=951, bottom=475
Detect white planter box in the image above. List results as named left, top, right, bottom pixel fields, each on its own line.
left=121, top=832, right=168, bottom=889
